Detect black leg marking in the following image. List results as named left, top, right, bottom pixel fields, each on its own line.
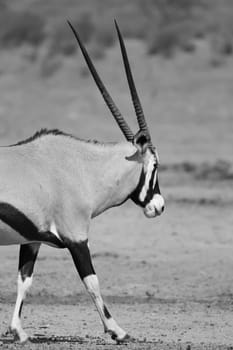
left=16, top=243, right=40, bottom=322
left=19, top=243, right=40, bottom=281
left=64, top=238, right=128, bottom=341
left=103, top=305, right=111, bottom=319
left=0, top=202, right=65, bottom=247
left=9, top=243, right=41, bottom=342
left=65, top=239, right=95, bottom=280
left=18, top=301, right=23, bottom=318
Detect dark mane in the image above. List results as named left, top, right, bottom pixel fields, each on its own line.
left=9, top=129, right=75, bottom=146
left=9, top=128, right=108, bottom=147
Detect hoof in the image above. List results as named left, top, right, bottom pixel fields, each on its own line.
left=6, top=327, right=29, bottom=343
left=18, top=332, right=29, bottom=344
left=114, top=334, right=136, bottom=344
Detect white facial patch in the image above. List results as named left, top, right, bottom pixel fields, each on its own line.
left=144, top=194, right=165, bottom=218
left=153, top=169, right=158, bottom=189
left=151, top=194, right=165, bottom=211
left=139, top=157, right=155, bottom=202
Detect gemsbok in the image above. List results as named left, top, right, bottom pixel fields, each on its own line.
left=0, top=20, right=164, bottom=343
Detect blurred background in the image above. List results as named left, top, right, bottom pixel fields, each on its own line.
left=0, top=0, right=232, bottom=165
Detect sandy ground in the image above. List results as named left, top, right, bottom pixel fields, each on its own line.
left=0, top=39, right=233, bottom=349
left=0, top=195, right=233, bottom=349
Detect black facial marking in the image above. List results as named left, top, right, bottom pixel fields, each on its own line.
left=131, top=163, right=159, bottom=207
left=18, top=301, right=23, bottom=318
left=0, top=202, right=65, bottom=248
left=64, top=239, right=95, bottom=280
left=143, top=164, right=157, bottom=204
left=130, top=169, right=146, bottom=206
left=103, top=305, right=111, bottom=319
left=153, top=171, right=160, bottom=194
left=19, top=244, right=40, bottom=281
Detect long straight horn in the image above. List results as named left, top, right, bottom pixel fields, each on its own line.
left=114, top=20, right=151, bottom=140
left=68, top=21, right=134, bottom=142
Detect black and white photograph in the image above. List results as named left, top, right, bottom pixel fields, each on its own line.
left=0, top=1, right=232, bottom=349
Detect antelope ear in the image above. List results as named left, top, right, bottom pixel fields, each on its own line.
left=133, top=130, right=149, bottom=155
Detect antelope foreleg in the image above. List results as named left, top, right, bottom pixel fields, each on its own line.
left=66, top=238, right=128, bottom=342
left=10, top=243, right=40, bottom=342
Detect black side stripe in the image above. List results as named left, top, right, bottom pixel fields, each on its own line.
left=0, top=202, right=65, bottom=248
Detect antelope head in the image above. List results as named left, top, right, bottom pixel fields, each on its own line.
left=68, top=20, right=165, bottom=218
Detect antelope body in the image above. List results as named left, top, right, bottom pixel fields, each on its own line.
left=0, top=21, right=164, bottom=343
